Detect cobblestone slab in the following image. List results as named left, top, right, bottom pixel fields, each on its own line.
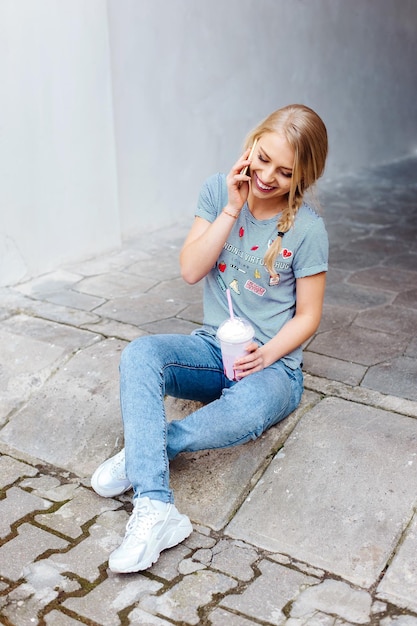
left=23, top=297, right=102, bottom=327
left=313, top=302, right=357, bottom=333
left=80, top=317, right=147, bottom=342
left=381, top=617, right=417, bottom=626
left=20, top=476, right=76, bottom=500
left=377, top=512, right=417, bottom=612
left=0, top=338, right=125, bottom=476
left=35, top=486, right=122, bottom=538
left=0, top=314, right=101, bottom=424
left=15, top=269, right=107, bottom=311
left=177, top=301, right=204, bottom=325
left=0, top=286, right=101, bottom=327
left=0, top=327, right=72, bottom=423
left=0, top=562, right=80, bottom=625
left=149, top=542, right=193, bottom=580
left=15, top=270, right=83, bottom=296
left=0, top=454, right=38, bottom=487
left=303, top=351, right=366, bottom=386
left=63, top=246, right=152, bottom=278
left=382, top=253, right=417, bottom=272
left=44, top=611, right=85, bottom=625
left=94, top=293, right=189, bottom=327
left=125, top=608, right=174, bottom=625
left=308, top=325, right=409, bottom=367
left=147, top=277, right=203, bottom=304
left=328, top=247, right=383, bottom=272
left=226, top=397, right=417, bottom=588
left=220, top=559, right=319, bottom=625
left=324, top=281, right=393, bottom=310
left=394, top=287, right=417, bottom=308
left=63, top=576, right=162, bottom=625
left=304, top=374, right=417, bottom=419
left=0, top=523, right=68, bottom=580
left=126, top=252, right=183, bottom=282
left=208, top=608, right=259, bottom=626
left=140, top=316, right=201, bottom=335
left=363, top=356, right=417, bottom=402
left=289, top=579, right=372, bottom=623
left=170, top=391, right=320, bottom=530
left=0, top=486, right=51, bottom=538
left=76, top=271, right=157, bottom=299
left=26, top=287, right=106, bottom=312
left=354, top=304, right=417, bottom=336
left=46, top=510, right=128, bottom=582
left=347, top=267, right=417, bottom=293
left=193, top=538, right=258, bottom=581
left=139, top=569, right=238, bottom=625
left=406, top=337, right=417, bottom=358
left=1, top=313, right=101, bottom=350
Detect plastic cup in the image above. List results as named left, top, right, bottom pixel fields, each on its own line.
left=216, top=317, right=255, bottom=381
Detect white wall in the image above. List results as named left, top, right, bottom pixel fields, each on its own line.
left=0, top=0, right=119, bottom=285
left=1, top=0, right=416, bottom=285
left=107, top=0, right=417, bottom=237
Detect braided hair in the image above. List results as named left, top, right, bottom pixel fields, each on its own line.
left=244, top=104, right=328, bottom=275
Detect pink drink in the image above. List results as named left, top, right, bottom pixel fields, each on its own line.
left=216, top=317, right=255, bottom=381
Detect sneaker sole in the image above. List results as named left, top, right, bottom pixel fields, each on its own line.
left=109, top=518, right=193, bottom=573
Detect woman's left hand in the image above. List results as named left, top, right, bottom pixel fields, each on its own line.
left=234, top=342, right=265, bottom=379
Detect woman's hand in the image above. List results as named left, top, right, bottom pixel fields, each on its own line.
left=225, top=148, right=253, bottom=216
left=233, top=342, right=265, bottom=379
left=180, top=147, right=255, bottom=284
left=233, top=273, right=327, bottom=375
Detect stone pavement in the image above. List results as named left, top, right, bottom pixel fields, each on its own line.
left=0, top=156, right=416, bottom=625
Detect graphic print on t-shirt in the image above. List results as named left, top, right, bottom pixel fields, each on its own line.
left=244, top=280, right=266, bottom=296
left=217, top=236, right=292, bottom=300
left=229, top=279, right=240, bottom=294
left=216, top=273, right=227, bottom=291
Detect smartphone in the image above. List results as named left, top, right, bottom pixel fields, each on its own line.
left=238, top=139, right=258, bottom=187
left=237, top=139, right=258, bottom=189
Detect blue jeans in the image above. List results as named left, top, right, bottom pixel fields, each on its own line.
left=120, top=330, right=304, bottom=504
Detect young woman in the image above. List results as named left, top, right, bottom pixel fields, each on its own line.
left=91, top=104, right=329, bottom=573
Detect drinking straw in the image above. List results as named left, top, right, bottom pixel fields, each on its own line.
left=226, top=288, right=235, bottom=319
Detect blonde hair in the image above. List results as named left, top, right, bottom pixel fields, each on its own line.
left=244, top=104, right=328, bottom=274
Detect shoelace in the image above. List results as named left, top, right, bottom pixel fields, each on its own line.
left=126, top=499, right=159, bottom=539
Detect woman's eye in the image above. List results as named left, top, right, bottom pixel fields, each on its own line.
left=258, top=153, right=267, bottom=163
left=281, top=170, right=292, bottom=178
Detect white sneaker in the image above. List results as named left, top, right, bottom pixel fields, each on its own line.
left=91, top=449, right=132, bottom=497
left=109, top=496, right=193, bottom=573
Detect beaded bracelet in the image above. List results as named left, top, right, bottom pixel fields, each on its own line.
left=223, top=209, right=239, bottom=219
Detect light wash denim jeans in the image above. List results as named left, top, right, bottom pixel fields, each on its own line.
left=120, top=330, right=304, bottom=504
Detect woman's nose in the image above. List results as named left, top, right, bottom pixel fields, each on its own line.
left=262, top=165, right=275, bottom=182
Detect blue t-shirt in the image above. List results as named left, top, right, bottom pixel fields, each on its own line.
left=195, top=173, right=329, bottom=369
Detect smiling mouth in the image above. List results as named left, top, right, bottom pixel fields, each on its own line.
left=254, top=173, right=276, bottom=192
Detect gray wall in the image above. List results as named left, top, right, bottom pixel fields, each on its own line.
left=0, top=0, right=119, bottom=285
left=108, top=0, right=417, bottom=235
left=1, top=0, right=416, bottom=285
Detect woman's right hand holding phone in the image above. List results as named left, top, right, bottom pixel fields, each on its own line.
left=225, top=145, right=256, bottom=217
left=181, top=142, right=257, bottom=284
